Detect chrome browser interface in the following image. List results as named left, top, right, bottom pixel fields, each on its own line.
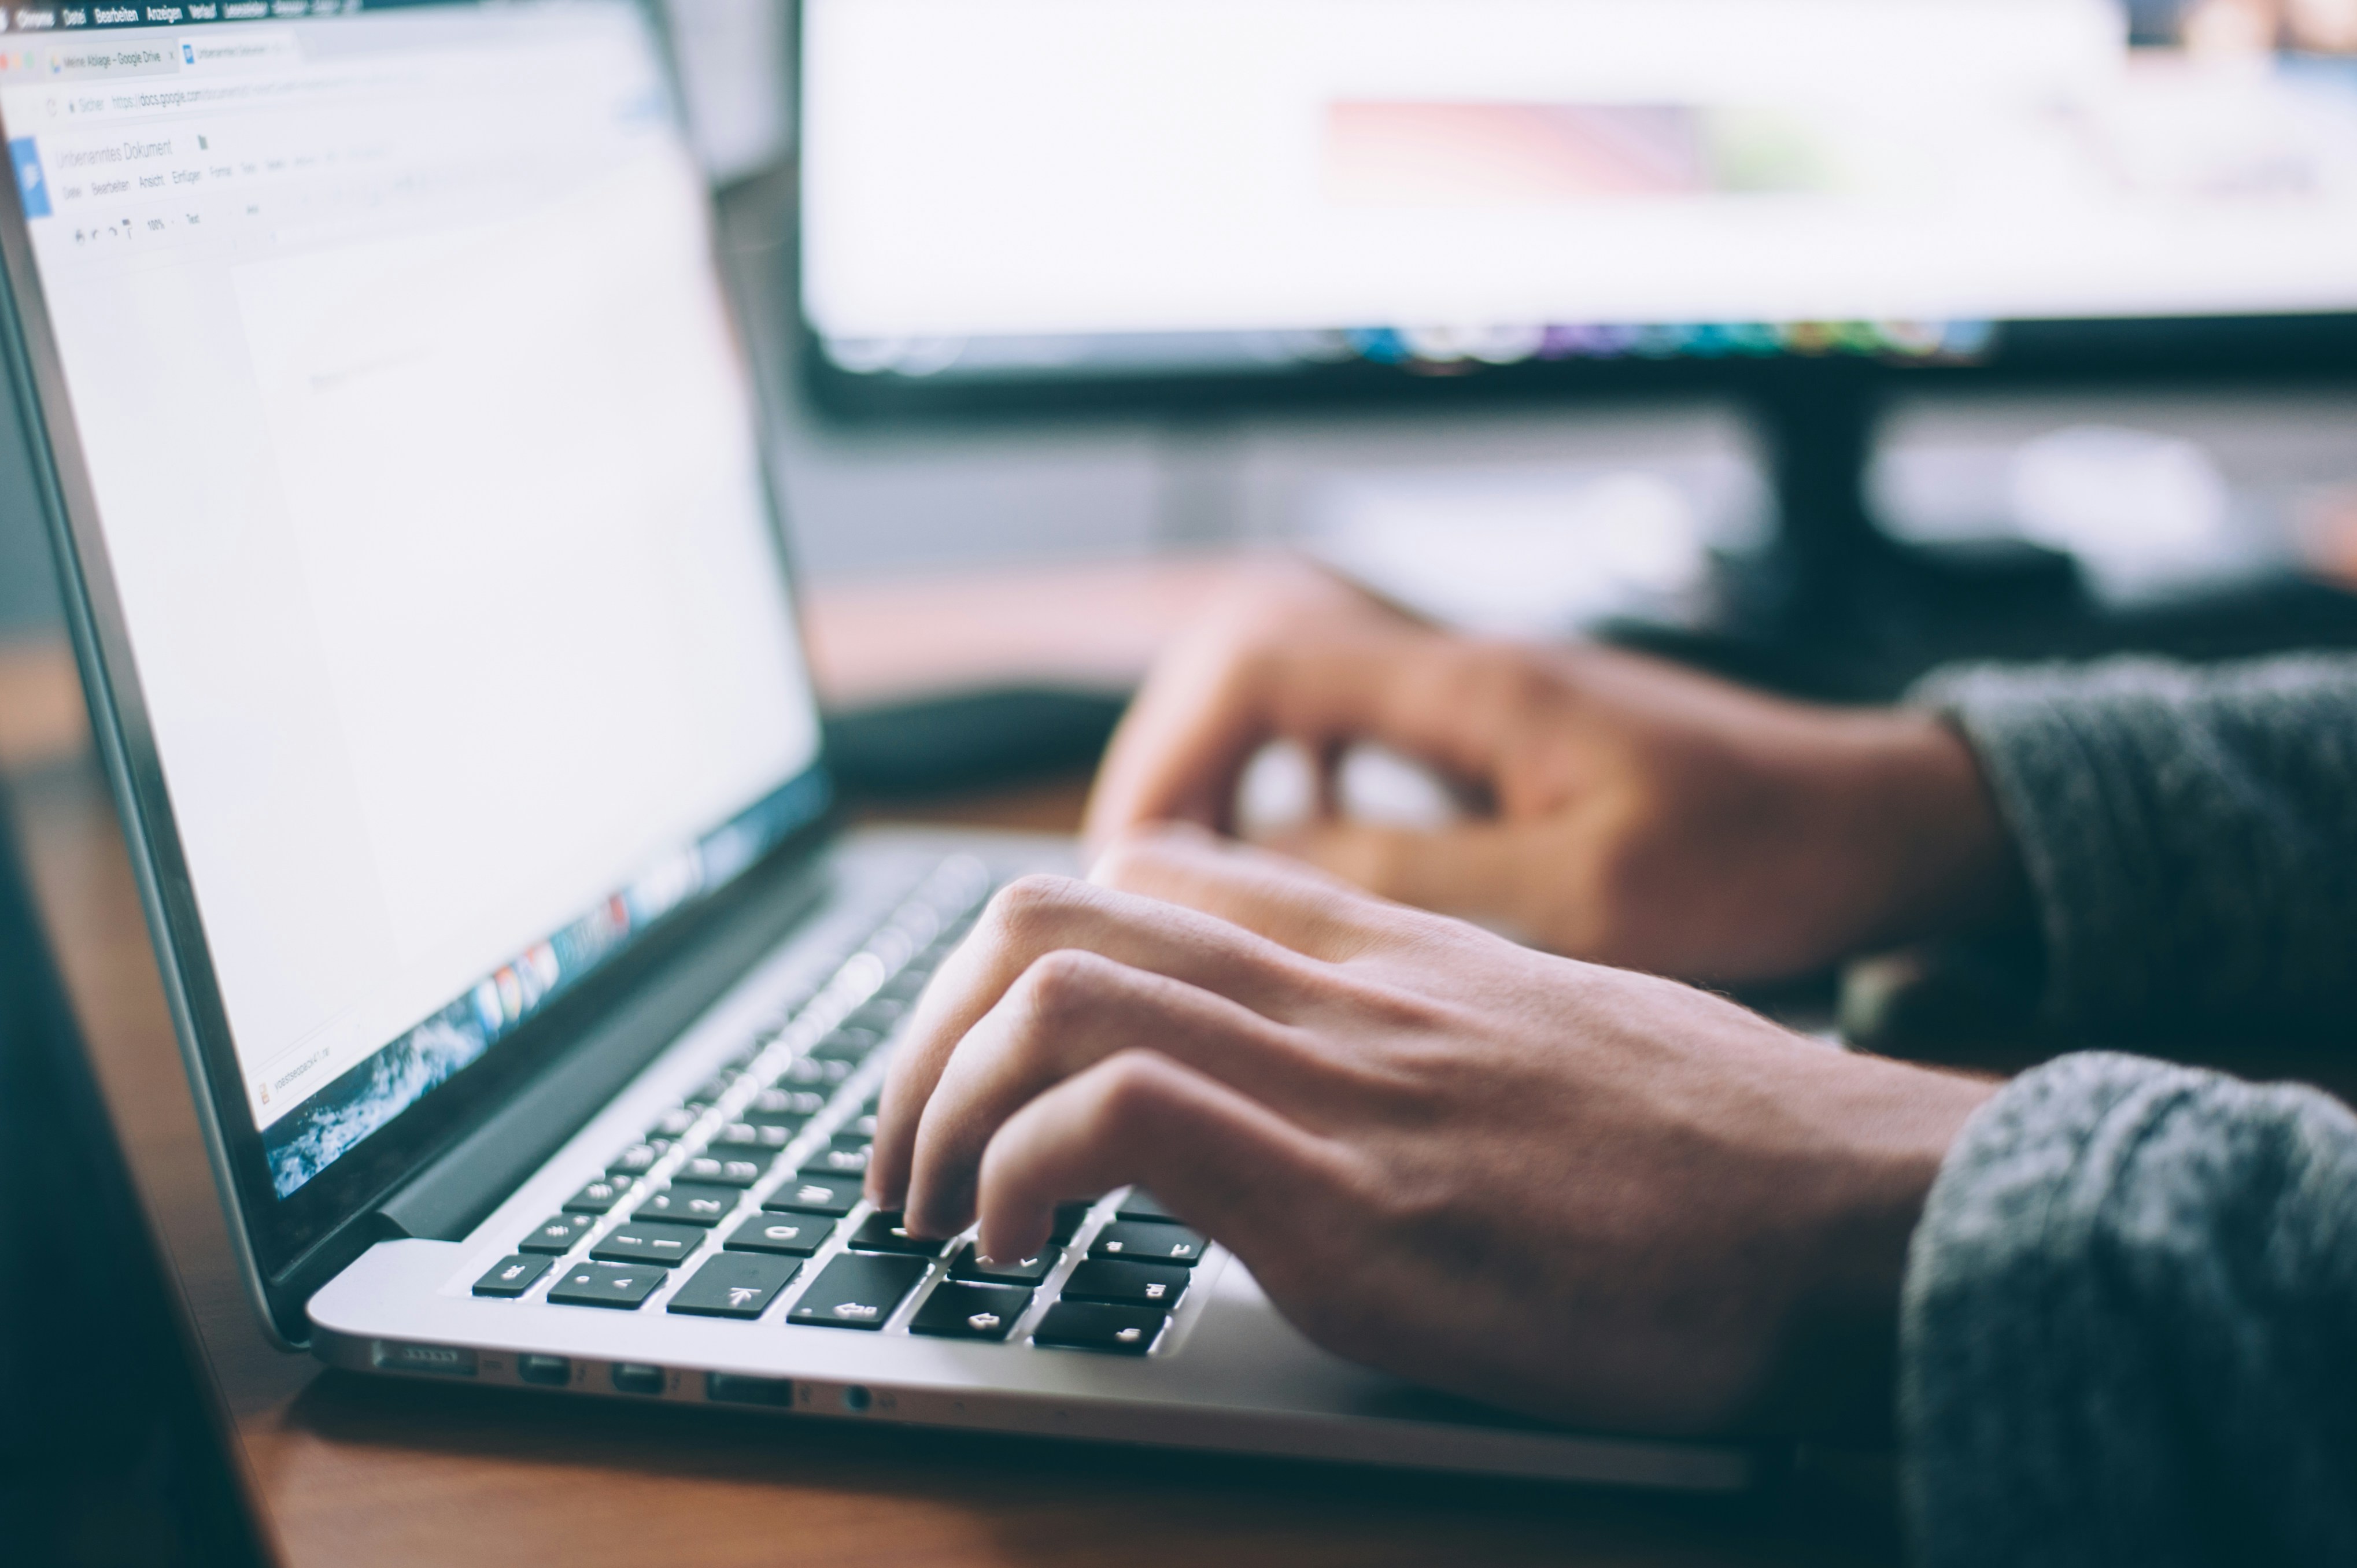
left=1, top=0, right=823, bottom=1197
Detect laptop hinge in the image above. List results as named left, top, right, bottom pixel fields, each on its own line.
left=372, top=854, right=836, bottom=1243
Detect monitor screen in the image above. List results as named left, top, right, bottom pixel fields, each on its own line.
left=1, top=0, right=825, bottom=1200
left=800, top=0, right=2357, bottom=391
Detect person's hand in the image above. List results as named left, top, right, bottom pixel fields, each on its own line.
left=1084, top=563, right=2024, bottom=985
left=868, top=827, right=1996, bottom=1437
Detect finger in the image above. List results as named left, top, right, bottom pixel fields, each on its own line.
left=1277, top=819, right=1543, bottom=935
left=900, top=949, right=1331, bottom=1236
left=971, top=1047, right=1344, bottom=1271
left=1088, top=822, right=1400, bottom=962
left=1083, top=582, right=1490, bottom=850
left=867, top=873, right=1327, bottom=1209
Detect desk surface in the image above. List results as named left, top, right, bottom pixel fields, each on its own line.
left=3, top=589, right=1900, bottom=1568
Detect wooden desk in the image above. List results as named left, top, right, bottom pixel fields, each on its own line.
left=2, top=611, right=1897, bottom=1568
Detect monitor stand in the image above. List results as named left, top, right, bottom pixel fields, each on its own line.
left=1613, top=360, right=2357, bottom=702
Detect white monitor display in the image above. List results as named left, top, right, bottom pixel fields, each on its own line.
left=801, top=0, right=2357, bottom=379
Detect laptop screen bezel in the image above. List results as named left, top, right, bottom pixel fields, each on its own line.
left=0, top=0, right=841, bottom=1321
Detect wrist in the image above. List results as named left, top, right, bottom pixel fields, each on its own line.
left=1839, top=709, right=2029, bottom=953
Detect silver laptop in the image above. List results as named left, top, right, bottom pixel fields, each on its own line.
left=1, top=0, right=1746, bottom=1491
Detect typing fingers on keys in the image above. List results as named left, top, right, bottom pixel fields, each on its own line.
left=869, top=872, right=1329, bottom=1212
left=966, top=1046, right=1345, bottom=1286
left=899, top=950, right=1347, bottom=1238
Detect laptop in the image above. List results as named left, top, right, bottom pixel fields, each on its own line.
left=1, top=791, right=279, bottom=1567
left=0, top=0, right=1747, bottom=1491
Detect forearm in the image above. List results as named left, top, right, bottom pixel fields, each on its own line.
left=1911, top=654, right=2357, bottom=1032
left=1900, top=1053, right=2357, bottom=1567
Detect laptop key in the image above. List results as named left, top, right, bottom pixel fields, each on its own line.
left=747, top=1087, right=825, bottom=1122
left=723, top=1213, right=833, bottom=1257
left=667, top=1253, right=800, bottom=1320
left=710, top=1121, right=792, bottom=1153
left=909, top=1281, right=1031, bottom=1341
left=1061, top=1259, right=1188, bottom=1310
left=1032, top=1301, right=1167, bottom=1355
left=472, top=1254, right=553, bottom=1298
left=637, top=1182, right=740, bottom=1226
left=810, top=1027, right=879, bottom=1063
left=592, top=1221, right=707, bottom=1266
left=762, top=1175, right=861, bottom=1217
left=786, top=1252, right=929, bottom=1331
left=607, top=1142, right=664, bottom=1177
left=799, top=1144, right=871, bottom=1178
left=845, top=1210, right=951, bottom=1256
left=1114, top=1188, right=1183, bottom=1225
left=1048, top=1201, right=1094, bottom=1244
left=950, top=1242, right=1059, bottom=1285
left=561, top=1178, right=629, bottom=1215
left=519, top=1212, right=596, bottom=1254
left=546, top=1260, right=667, bottom=1310
left=679, top=1155, right=763, bottom=1188
left=1090, top=1222, right=1205, bottom=1266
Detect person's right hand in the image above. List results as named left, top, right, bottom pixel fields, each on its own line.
left=1085, top=563, right=2024, bottom=985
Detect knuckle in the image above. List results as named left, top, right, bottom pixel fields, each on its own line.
left=1014, top=948, right=1109, bottom=1030
left=1084, top=1049, right=1176, bottom=1140
left=987, top=873, right=1085, bottom=942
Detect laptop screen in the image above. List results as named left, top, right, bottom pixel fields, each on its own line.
left=0, top=0, right=825, bottom=1201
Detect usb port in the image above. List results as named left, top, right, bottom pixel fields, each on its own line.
left=610, top=1362, right=665, bottom=1396
left=516, top=1353, right=570, bottom=1388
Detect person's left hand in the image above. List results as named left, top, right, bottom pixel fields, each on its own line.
left=867, top=826, right=1994, bottom=1437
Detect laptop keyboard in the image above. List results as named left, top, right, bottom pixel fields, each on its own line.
left=467, top=855, right=1206, bottom=1358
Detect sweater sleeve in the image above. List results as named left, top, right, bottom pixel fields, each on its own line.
left=1900, top=1052, right=2357, bottom=1568
left=1908, top=654, right=2357, bottom=1033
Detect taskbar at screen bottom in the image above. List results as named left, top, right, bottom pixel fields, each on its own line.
left=257, top=767, right=830, bottom=1201
left=815, top=319, right=1996, bottom=384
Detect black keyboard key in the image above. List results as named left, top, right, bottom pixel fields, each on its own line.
left=1062, top=1259, right=1189, bottom=1309
left=909, top=1281, right=1031, bottom=1341
left=472, top=1254, right=553, bottom=1298
left=591, top=1221, right=706, bottom=1267
left=561, top=1178, right=629, bottom=1215
left=1090, top=1222, right=1205, bottom=1266
left=637, top=1182, right=740, bottom=1227
left=747, top=1086, right=825, bottom=1122
left=799, top=1144, right=871, bottom=1178
left=810, top=1027, right=880, bottom=1063
left=546, top=1260, right=667, bottom=1310
left=778, top=1056, right=853, bottom=1086
left=710, top=1121, right=793, bottom=1153
left=667, top=1253, right=800, bottom=1320
left=649, top=1106, right=700, bottom=1139
left=606, top=1142, right=664, bottom=1178
left=950, top=1242, right=1059, bottom=1285
left=1114, top=1188, right=1183, bottom=1225
left=723, top=1213, right=833, bottom=1257
left=519, top=1212, right=596, bottom=1253
left=1032, top=1301, right=1166, bottom=1355
left=1049, top=1200, right=1094, bottom=1244
left=845, top=1210, right=950, bottom=1256
left=786, top=1252, right=928, bottom=1331
left=762, top=1175, right=862, bottom=1218
left=678, top=1155, right=764, bottom=1188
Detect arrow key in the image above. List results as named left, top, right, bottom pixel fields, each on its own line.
left=667, top=1252, right=801, bottom=1320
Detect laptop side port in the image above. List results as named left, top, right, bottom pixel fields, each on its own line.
left=374, top=1341, right=477, bottom=1378
left=516, top=1353, right=570, bottom=1388
left=704, top=1371, right=793, bottom=1407
left=610, top=1363, right=666, bottom=1396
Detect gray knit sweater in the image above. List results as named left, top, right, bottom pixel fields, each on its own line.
left=1901, top=656, right=2357, bottom=1566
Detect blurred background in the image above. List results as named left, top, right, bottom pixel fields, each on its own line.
left=12, top=0, right=2357, bottom=789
